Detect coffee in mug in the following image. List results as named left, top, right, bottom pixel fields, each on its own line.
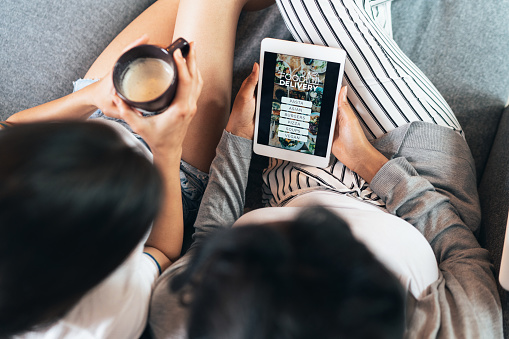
left=113, top=38, right=190, bottom=114
left=121, top=58, right=175, bottom=102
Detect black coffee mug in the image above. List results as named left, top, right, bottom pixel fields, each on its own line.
left=112, top=38, right=190, bottom=114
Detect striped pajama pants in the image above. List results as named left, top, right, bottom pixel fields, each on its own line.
left=262, top=0, right=463, bottom=207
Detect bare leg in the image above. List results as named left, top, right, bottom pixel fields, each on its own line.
left=170, top=0, right=250, bottom=172
left=85, top=0, right=180, bottom=79
left=173, top=0, right=274, bottom=172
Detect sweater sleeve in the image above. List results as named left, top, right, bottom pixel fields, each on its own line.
left=191, top=130, right=253, bottom=243
left=370, top=157, right=503, bottom=338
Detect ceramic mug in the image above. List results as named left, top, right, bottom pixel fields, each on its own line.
left=112, top=38, right=190, bottom=114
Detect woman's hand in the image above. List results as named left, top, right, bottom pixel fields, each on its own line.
left=115, top=42, right=203, bottom=160
left=331, top=86, right=388, bottom=183
left=225, top=63, right=259, bottom=139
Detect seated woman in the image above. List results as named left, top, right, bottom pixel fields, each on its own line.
left=148, top=0, right=503, bottom=338
left=0, top=0, right=271, bottom=337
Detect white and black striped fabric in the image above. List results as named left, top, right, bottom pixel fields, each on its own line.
left=263, top=0, right=463, bottom=207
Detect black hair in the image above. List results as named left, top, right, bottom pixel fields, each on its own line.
left=0, top=121, right=162, bottom=337
left=172, top=206, right=405, bottom=339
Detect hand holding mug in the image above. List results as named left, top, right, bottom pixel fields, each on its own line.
left=115, top=41, right=203, bottom=159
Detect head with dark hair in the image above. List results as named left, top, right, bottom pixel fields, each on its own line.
left=0, top=122, right=162, bottom=337
left=172, top=206, right=405, bottom=339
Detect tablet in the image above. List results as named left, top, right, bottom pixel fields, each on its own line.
left=253, top=38, right=346, bottom=168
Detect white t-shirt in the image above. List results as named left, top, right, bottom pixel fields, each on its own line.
left=234, top=191, right=439, bottom=299
left=15, top=120, right=159, bottom=339
left=16, top=244, right=159, bottom=339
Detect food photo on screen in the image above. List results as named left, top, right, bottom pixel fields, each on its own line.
left=268, top=53, right=327, bottom=155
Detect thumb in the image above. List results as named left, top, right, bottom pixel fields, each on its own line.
left=337, top=86, right=352, bottom=123
left=335, top=86, right=348, bottom=135
left=339, top=86, right=348, bottom=109
left=239, top=63, right=259, bottom=98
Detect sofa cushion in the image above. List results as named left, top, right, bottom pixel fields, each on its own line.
left=391, top=0, right=509, bottom=181
left=479, top=105, right=509, bottom=336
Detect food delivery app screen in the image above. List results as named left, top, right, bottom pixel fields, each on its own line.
left=257, top=52, right=342, bottom=157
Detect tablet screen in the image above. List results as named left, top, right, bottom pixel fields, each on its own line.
left=257, top=52, right=342, bottom=157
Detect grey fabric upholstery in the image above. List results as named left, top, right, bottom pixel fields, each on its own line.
left=0, top=0, right=157, bottom=120
left=479, top=106, right=509, bottom=277
left=1, top=0, right=509, bottom=336
left=391, top=0, right=509, bottom=181
left=479, top=106, right=509, bottom=336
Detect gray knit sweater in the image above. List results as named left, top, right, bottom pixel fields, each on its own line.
left=149, top=122, right=502, bottom=339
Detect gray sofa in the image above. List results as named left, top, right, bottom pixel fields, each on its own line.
left=2, top=0, right=509, bottom=336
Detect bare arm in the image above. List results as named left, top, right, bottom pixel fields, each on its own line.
left=6, top=36, right=149, bottom=125
left=7, top=82, right=102, bottom=124
left=117, top=43, right=203, bottom=271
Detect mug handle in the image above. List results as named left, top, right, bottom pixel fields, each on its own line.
left=165, top=38, right=190, bottom=58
